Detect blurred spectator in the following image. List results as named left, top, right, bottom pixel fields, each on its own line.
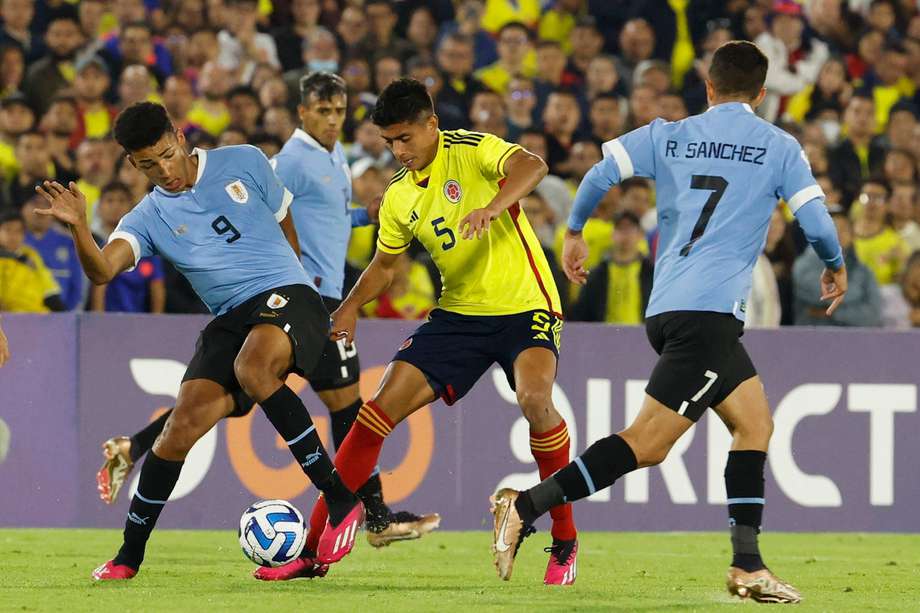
left=187, top=61, right=231, bottom=137
left=861, top=43, right=912, bottom=133
left=162, top=75, right=201, bottom=137
left=115, top=157, right=152, bottom=205
left=628, top=84, right=661, bottom=129
left=365, top=0, right=414, bottom=63
left=634, top=60, right=671, bottom=96
left=784, top=58, right=851, bottom=125
left=476, top=21, right=535, bottom=95
left=218, top=127, right=249, bottom=146
left=660, top=93, right=689, bottom=122
left=373, top=54, right=403, bottom=93
left=505, top=75, right=536, bottom=139
left=218, top=0, right=280, bottom=83
left=336, top=5, right=373, bottom=61
left=852, top=179, right=909, bottom=285
left=73, top=54, right=115, bottom=141
left=746, top=252, right=782, bottom=329
left=406, top=7, right=438, bottom=60
left=517, top=128, right=572, bottom=221
left=226, top=85, right=262, bottom=135
left=538, top=0, right=582, bottom=54
left=828, top=94, right=885, bottom=208
left=469, top=89, right=507, bottom=139
left=565, top=140, right=601, bottom=194
left=0, top=44, right=25, bottom=100
left=616, top=19, right=655, bottom=91
left=273, top=0, right=322, bottom=72
left=0, top=92, right=35, bottom=181
left=361, top=252, right=435, bottom=319
left=883, top=148, right=917, bottom=185
left=435, top=33, right=484, bottom=131
left=118, top=64, right=159, bottom=108
left=40, top=95, right=79, bottom=179
left=880, top=251, right=920, bottom=328
left=764, top=205, right=798, bottom=325
left=263, top=105, right=296, bottom=143
left=890, top=182, right=920, bottom=252
left=0, top=209, right=64, bottom=311
left=794, top=208, right=881, bottom=326
left=22, top=14, right=85, bottom=117
left=879, top=99, right=918, bottom=151
left=0, top=0, right=45, bottom=64
left=2, top=130, right=49, bottom=211
left=846, top=28, right=884, bottom=81
left=104, top=21, right=173, bottom=83
left=75, top=138, right=116, bottom=223
left=585, top=54, right=620, bottom=101
left=570, top=211, right=653, bottom=324
left=565, top=16, right=604, bottom=85
left=588, top=93, right=624, bottom=145
left=542, top=89, right=583, bottom=173
left=184, top=28, right=220, bottom=80
left=443, top=0, right=497, bottom=70
left=90, top=181, right=165, bottom=313
left=619, top=177, right=656, bottom=234
left=348, top=117, right=393, bottom=167
left=21, top=193, right=81, bottom=310
left=755, top=0, right=829, bottom=123
left=251, top=132, right=282, bottom=158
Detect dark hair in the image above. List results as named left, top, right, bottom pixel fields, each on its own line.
left=0, top=209, right=23, bottom=225
left=709, top=41, right=768, bottom=98
left=122, top=20, right=152, bottom=34
left=371, top=78, right=433, bottom=127
left=518, top=128, right=547, bottom=141
left=498, top=21, right=532, bottom=40
left=621, top=177, right=651, bottom=193
left=366, top=0, right=394, bottom=12
left=862, top=176, right=891, bottom=196
left=100, top=180, right=132, bottom=199
left=299, top=71, right=347, bottom=104
left=114, top=102, right=174, bottom=152
left=227, top=85, right=259, bottom=102
left=591, top=92, right=620, bottom=105
left=613, top=210, right=641, bottom=228
left=251, top=131, right=282, bottom=147
left=535, top=39, right=562, bottom=51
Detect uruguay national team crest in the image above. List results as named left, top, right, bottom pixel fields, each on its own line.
left=267, top=293, right=289, bottom=309
left=443, top=179, right=462, bottom=203
left=226, top=180, right=249, bottom=204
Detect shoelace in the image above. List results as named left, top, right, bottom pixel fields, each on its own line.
left=544, top=540, right=576, bottom=566
left=514, top=524, right=537, bottom=558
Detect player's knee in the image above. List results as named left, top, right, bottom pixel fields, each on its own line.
left=619, top=428, right=670, bottom=467
left=156, top=411, right=203, bottom=456
left=233, top=355, right=271, bottom=401
left=516, top=388, right=554, bottom=424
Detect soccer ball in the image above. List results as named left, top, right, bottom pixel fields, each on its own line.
left=238, top=499, right=307, bottom=567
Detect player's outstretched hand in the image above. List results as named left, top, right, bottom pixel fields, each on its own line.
left=459, top=206, right=497, bottom=240
left=330, top=303, right=359, bottom=345
left=0, top=323, right=9, bottom=368
left=562, top=230, right=589, bottom=285
left=34, top=181, right=88, bottom=228
left=820, top=264, right=848, bottom=316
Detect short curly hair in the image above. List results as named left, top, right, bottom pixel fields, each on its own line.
left=113, top=102, right=174, bottom=153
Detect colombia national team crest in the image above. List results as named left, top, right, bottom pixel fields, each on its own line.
left=443, top=179, right=462, bottom=203
left=267, top=293, right=289, bottom=309
left=225, top=180, right=249, bottom=204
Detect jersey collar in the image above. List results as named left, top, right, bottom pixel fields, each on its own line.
left=292, top=128, right=326, bottom=151
left=706, top=101, right=754, bottom=114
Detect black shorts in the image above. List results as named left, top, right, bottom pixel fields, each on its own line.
left=644, top=310, right=757, bottom=422
left=306, top=296, right=361, bottom=392
left=183, top=284, right=329, bottom=403
left=394, top=308, right=563, bottom=405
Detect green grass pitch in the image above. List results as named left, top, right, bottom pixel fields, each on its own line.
left=2, top=530, right=919, bottom=611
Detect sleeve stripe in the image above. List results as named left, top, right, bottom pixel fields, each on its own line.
left=376, top=238, right=411, bottom=254
left=787, top=184, right=825, bottom=213
left=108, top=230, right=141, bottom=270
left=602, top=139, right=634, bottom=180
left=496, top=144, right=521, bottom=177
left=275, top=188, right=293, bottom=222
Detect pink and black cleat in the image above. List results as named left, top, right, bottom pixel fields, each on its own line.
left=316, top=501, right=365, bottom=564
left=92, top=560, right=137, bottom=581
left=543, top=539, right=578, bottom=586
left=253, top=556, right=329, bottom=581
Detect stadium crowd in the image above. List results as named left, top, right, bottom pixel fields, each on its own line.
left=0, top=0, right=919, bottom=329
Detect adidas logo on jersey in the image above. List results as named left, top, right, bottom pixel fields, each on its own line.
left=409, top=210, right=419, bottom=223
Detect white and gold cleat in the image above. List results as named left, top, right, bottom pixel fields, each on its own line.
left=366, top=511, right=441, bottom=548
left=489, top=488, right=535, bottom=581
left=97, top=436, right=134, bottom=504
left=727, top=567, right=802, bottom=603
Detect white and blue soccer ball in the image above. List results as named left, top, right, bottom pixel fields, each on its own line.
left=238, top=499, right=307, bottom=567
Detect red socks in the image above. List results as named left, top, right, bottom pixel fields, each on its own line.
left=530, top=421, right=577, bottom=541
left=305, top=401, right=393, bottom=552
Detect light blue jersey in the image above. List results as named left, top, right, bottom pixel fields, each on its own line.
left=570, top=102, right=843, bottom=321
left=272, top=129, right=371, bottom=300
left=109, top=145, right=312, bottom=315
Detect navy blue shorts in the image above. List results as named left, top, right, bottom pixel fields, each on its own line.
left=393, top=308, right=563, bottom=405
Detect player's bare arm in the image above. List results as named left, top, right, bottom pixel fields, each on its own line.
left=34, top=181, right=135, bottom=284
left=0, top=318, right=9, bottom=367
left=459, top=149, right=547, bottom=240
left=330, top=249, right=401, bottom=344
left=279, top=212, right=300, bottom=256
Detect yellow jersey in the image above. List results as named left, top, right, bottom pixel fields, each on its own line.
left=854, top=227, right=909, bottom=286
left=0, top=247, right=59, bottom=312
left=377, top=130, right=562, bottom=317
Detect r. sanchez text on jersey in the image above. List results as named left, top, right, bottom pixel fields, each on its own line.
left=665, top=139, right=767, bottom=165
